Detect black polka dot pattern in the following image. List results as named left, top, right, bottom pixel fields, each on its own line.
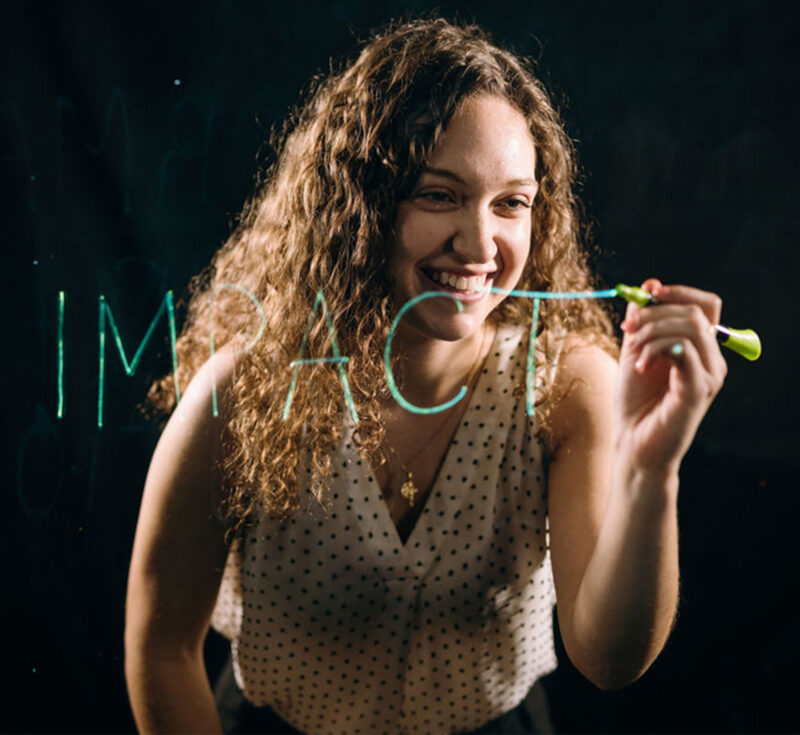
left=212, top=325, right=559, bottom=733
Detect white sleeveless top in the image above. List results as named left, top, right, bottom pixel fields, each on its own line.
left=212, top=323, right=561, bottom=734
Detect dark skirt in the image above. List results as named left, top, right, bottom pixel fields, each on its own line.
left=213, top=655, right=555, bottom=734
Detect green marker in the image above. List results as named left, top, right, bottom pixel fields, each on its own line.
left=615, top=283, right=762, bottom=361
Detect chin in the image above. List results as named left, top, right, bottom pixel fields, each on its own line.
left=403, top=306, right=492, bottom=344
left=391, top=274, right=504, bottom=343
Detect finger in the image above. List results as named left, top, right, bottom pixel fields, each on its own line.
left=634, top=336, right=703, bottom=388
left=622, top=304, right=696, bottom=332
left=628, top=315, right=719, bottom=374
left=647, top=283, right=723, bottom=325
left=641, top=277, right=663, bottom=295
left=621, top=300, right=641, bottom=332
left=621, top=304, right=717, bottom=369
left=635, top=334, right=726, bottom=398
left=620, top=302, right=642, bottom=358
left=624, top=303, right=723, bottom=365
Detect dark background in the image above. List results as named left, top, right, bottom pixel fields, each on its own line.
left=3, top=0, right=799, bottom=732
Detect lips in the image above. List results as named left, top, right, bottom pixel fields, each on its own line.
left=419, top=268, right=495, bottom=301
left=427, top=270, right=488, bottom=292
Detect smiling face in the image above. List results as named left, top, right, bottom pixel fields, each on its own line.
left=389, top=94, right=538, bottom=344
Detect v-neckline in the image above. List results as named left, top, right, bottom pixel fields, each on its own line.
left=353, top=325, right=500, bottom=554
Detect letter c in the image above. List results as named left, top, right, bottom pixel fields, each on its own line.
left=384, top=291, right=467, bottom=415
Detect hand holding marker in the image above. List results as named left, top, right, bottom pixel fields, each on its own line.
left=615, top=283, right=761, bottom=361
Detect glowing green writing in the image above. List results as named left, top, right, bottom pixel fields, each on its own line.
left=282, top=289, right=358, bottom=423
left=383, top=288, right=617, bottom=417
left=97, top=291, right=179, bottom=428
left=526, top=298, right=540, bottom=417
left=488, top=287, right=617, bottom=416
left=384, top=291, right=468, bottom=415
left=57, top=284, right=619, bottom=429
left=489, top=286, right=619, bottom=300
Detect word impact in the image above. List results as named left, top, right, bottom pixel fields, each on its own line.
left=57, top=284, right=617, bottom=427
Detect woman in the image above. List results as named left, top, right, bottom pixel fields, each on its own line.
left=124, top=18, right=727, bottom=734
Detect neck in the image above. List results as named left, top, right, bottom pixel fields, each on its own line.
left=388, top=323, right=494, bottom=409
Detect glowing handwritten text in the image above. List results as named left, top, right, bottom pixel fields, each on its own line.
left=56, top=285, right=617, bottom=427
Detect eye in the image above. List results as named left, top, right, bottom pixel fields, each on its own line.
left=415, top=190, right=454, bottom=204
left=498, top=197, right=532, bottom=213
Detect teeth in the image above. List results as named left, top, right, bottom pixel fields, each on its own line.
left=429, top=270, right=489, bottom=292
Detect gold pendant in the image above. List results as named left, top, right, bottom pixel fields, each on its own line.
left=400, top=472, right=418, bottom=507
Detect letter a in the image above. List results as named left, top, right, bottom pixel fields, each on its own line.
left=282, top=289, right=358, bottom=423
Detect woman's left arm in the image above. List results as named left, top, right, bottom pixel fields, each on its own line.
left=547, top=279, right=727, bottom=690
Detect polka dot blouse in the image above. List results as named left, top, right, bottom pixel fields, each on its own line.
left=212, top=324, right=561, bottom=734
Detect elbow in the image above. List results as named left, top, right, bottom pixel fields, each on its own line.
left=560, top=611, right=669, bottom=691
left=582, top=666, right=645, bottom=692
left=564, top=637, right=655, bottom=692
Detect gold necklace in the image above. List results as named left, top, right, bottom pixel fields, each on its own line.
left=396, top=326, right=490, bottom=507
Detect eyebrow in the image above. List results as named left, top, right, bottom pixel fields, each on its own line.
left=422, top=166, right=537, bottom=188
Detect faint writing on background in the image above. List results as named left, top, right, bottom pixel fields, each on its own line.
left=2, top=87, right=225, bottom=213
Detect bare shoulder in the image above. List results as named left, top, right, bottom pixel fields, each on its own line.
left=146, top=348, right=238, bottom=497
left=546, top=334, right=619, bottom=455
left=172, top=347, right=239, bottom=429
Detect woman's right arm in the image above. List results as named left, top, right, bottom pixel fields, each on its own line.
left=124, top=352, right=237, bottom=734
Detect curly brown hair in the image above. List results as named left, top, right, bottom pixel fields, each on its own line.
left=149, top=17, right=618, bottom=533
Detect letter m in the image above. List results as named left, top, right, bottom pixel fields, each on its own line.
left=97, top=291, right=179, bottom=427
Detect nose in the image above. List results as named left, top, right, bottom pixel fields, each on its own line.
left=451, top=206, right=498, bottom=264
